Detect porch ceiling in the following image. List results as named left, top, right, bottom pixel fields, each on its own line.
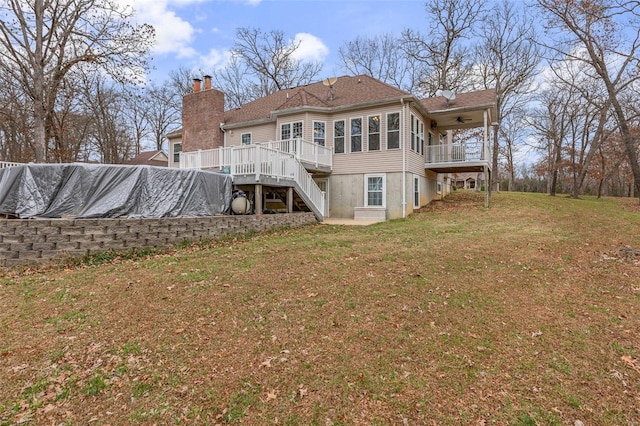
left=425, top=161, right=491, bottom=174
left=421, top=89, right=497, bottom=132
left=429, top=108, right=490, bottom=131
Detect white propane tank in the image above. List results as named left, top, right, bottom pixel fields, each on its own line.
left=231, top=194, right=251, bottom=214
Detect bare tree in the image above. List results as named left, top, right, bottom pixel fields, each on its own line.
left=144, top=83, right=182, bottom=151
left=536, top=0, right=640, bottom=201
left=78, top=73, right=136, bottom=164
left=338, top=33, right=420, bottom=93
left=48, top=73, right=93, bottom=163
left=167, top=66, right=198, bottom=97
left=0, top=0, right=154, bottom=163
left=474, top=0, right=541, bottom=190
left=401, top=0, right=485, bottom=95
left=211, top=55, right=259, bottom=109
left=232, top=27, right=323, bottom=98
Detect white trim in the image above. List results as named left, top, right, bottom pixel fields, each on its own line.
left=241, top=132, right=252, bottom=145
left=364, top=173, right=386, bottom=208
left=367, top=114, right=381, bottom=151
left=413, top=174, right=420, bottom=209
left=280, top=121, right=304, bottom=140
left=333, top=119, right=346, bottom=154
left=350, top=116, right=363, bottom=153
left=313, top=120, right=326, bottom=146
left=171, top=141, right=182, bottom=164
left=386, top=111, right=401, bottom=150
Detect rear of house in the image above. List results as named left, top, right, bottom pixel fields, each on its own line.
left=168, top=75, right=497, bottom=221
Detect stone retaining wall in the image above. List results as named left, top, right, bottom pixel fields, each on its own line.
left=0, top=213, right=317, bottom=268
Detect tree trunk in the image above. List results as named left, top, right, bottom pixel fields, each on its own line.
left=32, top=0, right=46, bottom=163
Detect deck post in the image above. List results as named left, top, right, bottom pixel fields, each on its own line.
left=287, top=187, right=294, bottom=213
left=255, top=184, right=263, bottom=215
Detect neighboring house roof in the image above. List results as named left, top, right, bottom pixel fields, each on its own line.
left=125, top=150, right=168, bottom=167
left=223, top=74, right=412, bottom=126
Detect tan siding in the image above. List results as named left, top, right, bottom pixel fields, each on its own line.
left=226, top=123, right=276, bottom=147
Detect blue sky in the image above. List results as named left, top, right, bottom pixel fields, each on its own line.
left=130, top=0, right=428, bottom=83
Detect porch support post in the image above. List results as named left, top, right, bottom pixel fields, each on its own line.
left=255, top=184, right=263, bottom=215
left=287, top=187, right=294, bottom=213
left=484, top=165, right=490, bottom=208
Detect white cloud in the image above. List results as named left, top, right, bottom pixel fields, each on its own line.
left=129, top=0, right=197, bottom=58
left=197, top=48, right=233, bottom=71
left=291, top=33, right=329, bottom=62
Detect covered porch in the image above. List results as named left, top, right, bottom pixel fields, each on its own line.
left=421, top=89, right=497, bottom=206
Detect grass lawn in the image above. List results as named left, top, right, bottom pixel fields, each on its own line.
left=1, top=191, right=639, bottom=425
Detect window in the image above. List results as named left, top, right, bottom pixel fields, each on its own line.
left=411, top=114, right=416, bottom=151
left=292, top=122, right=303, bottom=139
left=173, top=142, right=182, bottom=163
left=281, top=121, right=303, bottom=140
left=334, top=120, right=345, bottom=154
left=281, top=123, right=291, bottom=140
left=368, top=115, right=380, bottom=151
left=413, top=175, right=420, bottom=208
left=351, top=118, right=362, bottom=152
left=313, top=121, right=326, bottom=146
left=419, top=122, right=425, bottom=155
left=241, top=133, right=251, bottom=145
left=364, top=174, right=386, bottom=207
left=387, top=113, right=400, bottom=149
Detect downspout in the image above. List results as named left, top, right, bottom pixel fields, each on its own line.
left=219, top=122, right=226, bottom=146
left=401, top=98, right=407, bottom=218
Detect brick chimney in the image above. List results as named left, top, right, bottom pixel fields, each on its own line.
left=182, top=77, right=225, bottom=152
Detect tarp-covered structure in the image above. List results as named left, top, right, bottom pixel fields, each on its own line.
left=0, top=163, right=232, bottom=219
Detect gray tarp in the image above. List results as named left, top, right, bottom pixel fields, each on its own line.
left=0, top=163, right=232, bottom=218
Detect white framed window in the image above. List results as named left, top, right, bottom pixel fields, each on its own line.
left=292, top=122, right=303, bottom=138
left=411, top=114, right=423, bottom=153
left=437, top=181, right=443, bottom=194
left=387, top=112, right=400, bottom=149
left=313, top=121, right=326, bottom=146
left=413, top=175, right=420, bottom=208
left=351, top=117, right=362, bottom=152
left=419, top=121, right=425, bottom=155
left=411, top=114, right=416, bottom=151
left=334, top=120, right=345, bottom=154
left=368, top=115, right=380, bottom=151
left=281, top=121, right=303, bottom=140
left=241, top=133, right=252, bottom=145
left=172, top=142, right=182, bottom=163
left=364, top=173, right=386, bottom=207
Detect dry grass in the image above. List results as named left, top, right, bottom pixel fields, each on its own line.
left=1, top=191, right=639, bottom=425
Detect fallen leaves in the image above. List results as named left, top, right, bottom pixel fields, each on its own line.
left=621, top=355, right=640, bottom=374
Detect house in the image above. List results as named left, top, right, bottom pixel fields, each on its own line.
left=125, top=150, right=169, bottom=167
left=167, top=75, right=497, bottom=221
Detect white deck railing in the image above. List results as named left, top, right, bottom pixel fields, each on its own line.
left=0, top=161, right=22, bottom=169
left=260, top=139, right=332, bottom=168
left=180, top=139, right=331, bottom=170
left=180, top=145, right=325, bottom=219
left=425, top=142, right=491, bottom=165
